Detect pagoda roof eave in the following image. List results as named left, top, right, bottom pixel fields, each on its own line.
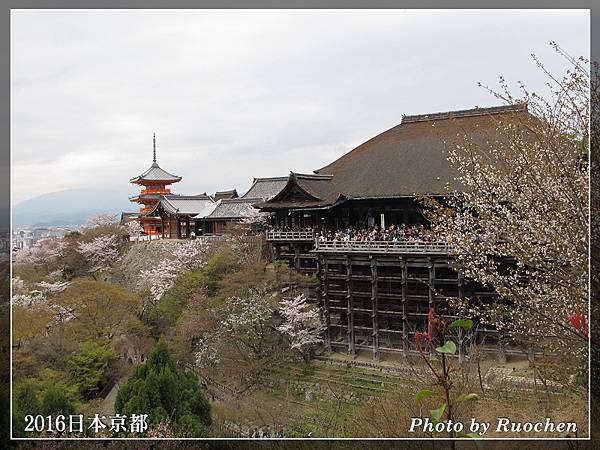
left=129, top=175, right=181, bottom=184
left=130, top=177, right=182, bottom=184
left=129, top=194, right=163, bottom=202
left=130, top=162, right=182, bottom=184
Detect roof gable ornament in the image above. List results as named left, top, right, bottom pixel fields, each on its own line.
left=153, top=133, right=157, bottom=163
left=129, top=134, right=182, bottom=184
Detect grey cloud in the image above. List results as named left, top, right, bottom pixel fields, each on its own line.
left=11, top=9, right=590, bottom=203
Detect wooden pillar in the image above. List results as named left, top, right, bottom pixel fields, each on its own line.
left=457, top=270, right=465, bottom=301
left=185, top=217, right=190, bottom=238
left=370, top=256, right=380, bottom=361
left=294, top=245, right=301, bottom=270
left=319, top=255, right=332, bottom=352
left=527, top=341, right=535, bottom=362
left=176, top=215, right=181, bottom=239
left=161, top=216, right=165, bottom=239
left=428, top=257, right=435, bottom=311
left=497, top=341, right=507, bottom=364
left=401, top=256, right=408, bottom=357
left=346, top=255, right=355, bottom=357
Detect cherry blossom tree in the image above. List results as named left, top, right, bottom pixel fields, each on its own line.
left=138, top=259, right=181, bottom=306
left=218, top=287, right=278, bottom=355
left=240, top=203, right=267, bottom=225
left=277, top=294, right=326, bottom=362
left=194, top=334, right=220, bottom=370
left=138, top=240, right=207, bottom=306
left=123, top=220, right=144, bottom=241
left=36, top=280, right=70, bottom=294
left=47, top=269, right=64, bottom=280
left=77, top=234, right=121, bottom=275
left=12, top=276, right=24, bottom=292
left=192, top=286, right=282, bottom=378
left=12, top=290, right=46, bottom=307
left=424, top=44, right=589, bottom=353
left=85, top=212, right=118, bottom=228
left=171, top=240, right=207, bottom=272
left=14, top=237, right=68, bottom=266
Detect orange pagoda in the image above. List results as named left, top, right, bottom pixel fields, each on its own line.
left=129, top=134, right=182, bottom=236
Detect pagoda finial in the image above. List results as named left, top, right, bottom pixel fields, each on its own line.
left=153, top=133, right=157, bottom=163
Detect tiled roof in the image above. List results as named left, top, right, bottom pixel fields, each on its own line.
left=130, top=162, right=182, bottom=184
left=242, top=176, right=288, bottom=201
left=203, top=198, right=264, bottom=220
left=254, top=173, right=340, bottom=210
left=213, top=189, right=239, bottom=201
left=120, top=212, right=140, bottom=221
left=148, top=194, right=216, bottom=217
left=129, top=193, right=162, bottom=202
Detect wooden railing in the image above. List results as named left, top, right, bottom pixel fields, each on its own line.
left=140, top=187, right=171, bottom=195
left=266, top=230, right=316, bottom=241
left=313, top=240, right=453, bottom=254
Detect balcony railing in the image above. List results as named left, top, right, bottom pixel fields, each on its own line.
left=140, top=188, right=171, bottom=195
left=266, top=230, right=316, bottom=241
left=313, top=240, right=453, bottom=254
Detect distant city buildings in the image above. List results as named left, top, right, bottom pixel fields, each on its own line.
left=11, top=226, right=72, bottom=250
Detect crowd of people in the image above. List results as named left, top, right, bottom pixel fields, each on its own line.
left=317, top=224, right=438, bottom=243
left=266, top=223, right=446, bottom=243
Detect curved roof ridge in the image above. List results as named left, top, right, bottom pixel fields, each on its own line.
left=242, top=176, right=289, bottom=200
left=292, top=172, right=333, bottom=180
left=402, top=103, right=527, bottom=124
left=130, top=161, right=182, bottom=183
left=164, top=194, right=213, bottom=200
left=220, top=197, right=262, bottom=203
left=253, top=176, right=289, bottom=182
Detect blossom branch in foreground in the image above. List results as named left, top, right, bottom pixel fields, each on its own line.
left=277, top=294, right=326, bottom=363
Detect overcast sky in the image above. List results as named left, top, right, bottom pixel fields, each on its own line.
left=11, top=9, right=589, bottom=205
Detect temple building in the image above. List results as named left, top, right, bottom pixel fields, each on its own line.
left=257, top=104, right=528, bottom=269
left=257, top=104, right=528, bottom=359
left=129, top=134, right=182, bottom=236
left=241, top=176, right=288, bottom=201
left=146, top=194, right=217, bottom=238
left=122, top=105, right=531, bottom=359
left=212, top=189, right=239, bottom=201
left=202, top=197, right=265, bottom=234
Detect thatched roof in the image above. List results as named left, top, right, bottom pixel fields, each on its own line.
left=258, top=104, right=529, bottom=210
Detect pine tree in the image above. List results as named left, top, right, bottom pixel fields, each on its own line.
left=114, top=336, right=211, bottom=437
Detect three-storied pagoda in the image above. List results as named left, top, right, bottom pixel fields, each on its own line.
left=129, top=134, right=182, bottom=236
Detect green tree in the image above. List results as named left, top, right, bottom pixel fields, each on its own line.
left=57, top=279, right=143, bottom=342
left=12, top=378, right=79, bottom=437
left=40, top=387, right=77, bottom=416
left=199, top=250, right=239, bottom=296
left=69, top=340, right=117, bottom=398
left=146, top=271, right=205, bottom=336
left=115, top=336, right=211, bottom=437
left=12, top=379, right=41, bottom=437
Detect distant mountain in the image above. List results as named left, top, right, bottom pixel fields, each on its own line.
left=13, top=189, right=135, bottom=227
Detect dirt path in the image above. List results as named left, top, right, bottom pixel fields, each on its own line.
left=98, top=374, right=131, bottom=416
